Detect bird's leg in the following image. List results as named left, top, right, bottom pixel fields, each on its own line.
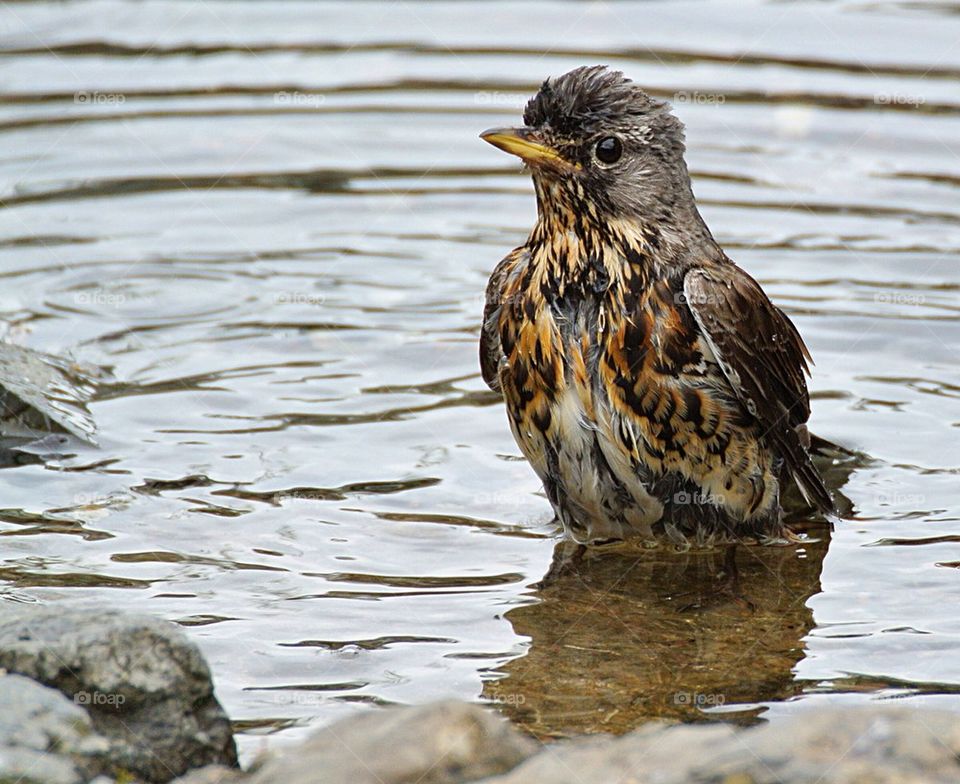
left=717, top=542, right=739, bottom=588
left=715, top=542, right=755, bottom=610
left=536, top=541, right=587, bottom=589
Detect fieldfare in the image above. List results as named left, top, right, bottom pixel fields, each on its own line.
left=480, top=66, right=833, bottom=547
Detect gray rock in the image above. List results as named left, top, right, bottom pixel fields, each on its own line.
left=174, top=701, right=960, bottom=784
left=0, top=747, right=85, bottom=784
left=476, top=722, right=733, bottom=784
left=0, top=607, right=237, bottom=783
left=482, top=707, right=960, bottom=784
left=0, top=673, right=110, bottom=784
left=169, top=766, right=243, bottom=784
left=246, top=700, right=537, bottom=784
left=0, top=343, right=99, bottom=443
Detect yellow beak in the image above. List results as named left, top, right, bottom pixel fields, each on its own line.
left=480, top=127, right=572, bottom=169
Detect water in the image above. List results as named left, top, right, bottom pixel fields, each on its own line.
left=1, top=0, right=959, bottom=758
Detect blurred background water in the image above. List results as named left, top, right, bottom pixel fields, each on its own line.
left=0, top=0, right=958, bottom=760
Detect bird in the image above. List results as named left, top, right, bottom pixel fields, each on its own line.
left=479, top=66, right=833, bottom=551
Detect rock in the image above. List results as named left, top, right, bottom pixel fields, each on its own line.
left=481, top=707, right=960, bottom=784
left=0, top=673, right=110, bottom=784
left=164, top=701, right=960, bottom=784
left=476, top=722, right=733, bottom=784
left=0, top=342, right=99, bottom=443
left=0, top=748, right=84, bottom=784
left=169, top=766, right=243, bottom=784
left=1, top=624, right=955, bottom=784
left=245, top=700, right=538, bottom=784
left=0, top=606, right=238, bottom=783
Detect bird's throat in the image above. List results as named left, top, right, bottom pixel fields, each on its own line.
left=527, top=183, right=657, bottom=297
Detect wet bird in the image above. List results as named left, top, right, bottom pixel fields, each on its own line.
left=479, top=66, right=833, bottom=549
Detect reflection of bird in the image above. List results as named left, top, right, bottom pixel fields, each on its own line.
left=484, top=536, right=828, bottom=732
left=480, top=66, right=833, bottom=548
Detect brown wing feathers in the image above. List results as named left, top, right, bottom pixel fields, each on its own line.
left=481, top=250, right=523, bottom=392
left=683, top=264, right=834, bottom=514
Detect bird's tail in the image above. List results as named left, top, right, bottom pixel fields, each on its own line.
left=791, top=459, right=835, bottom=516
left=808, top=432, right=856, bottom=458
left=781, top=424, right=835, bottom=515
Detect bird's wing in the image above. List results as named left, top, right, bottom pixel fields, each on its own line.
left=683, top=263, right=833, bottom=513
left=480, top=248, right=524, bottom=392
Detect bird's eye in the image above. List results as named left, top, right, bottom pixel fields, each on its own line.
left=595, top=136, right=623, bottom=164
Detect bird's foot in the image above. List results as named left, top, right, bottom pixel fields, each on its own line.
left=535, top=542, right=587, bottom=589
left=714, top=544, right=755, bottom=611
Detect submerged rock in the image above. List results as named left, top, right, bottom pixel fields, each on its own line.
left=244, top=700, right=537, bottom=784
left=0, top=342, right=98, bottom=443
left=0, top=674, right=110, bottom=784
left=0, top=607, right=238, bottom=783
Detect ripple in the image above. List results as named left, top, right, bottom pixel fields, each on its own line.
left=312, top=571, right=526, bottom=589
left=279, top=635, right=457, bottom=650
left=212, top=477, right=442, bottom=505
left=867, top=535, right=960, bottom=546
left=3, top=40, right=959, bottom=82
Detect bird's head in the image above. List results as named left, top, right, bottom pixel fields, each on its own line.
left=482, top=66, right=701, bottom=241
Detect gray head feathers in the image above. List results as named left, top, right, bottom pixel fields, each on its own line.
left=523, top=65, right=682, bottom=147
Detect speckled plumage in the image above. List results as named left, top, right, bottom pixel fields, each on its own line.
left=480, top=66, right=833, bottom=546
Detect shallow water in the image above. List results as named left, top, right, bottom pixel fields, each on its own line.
left=1, top=0, right=959, bottom=759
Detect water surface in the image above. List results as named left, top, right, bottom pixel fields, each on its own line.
left=1, top=0, right=959, bottom=758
